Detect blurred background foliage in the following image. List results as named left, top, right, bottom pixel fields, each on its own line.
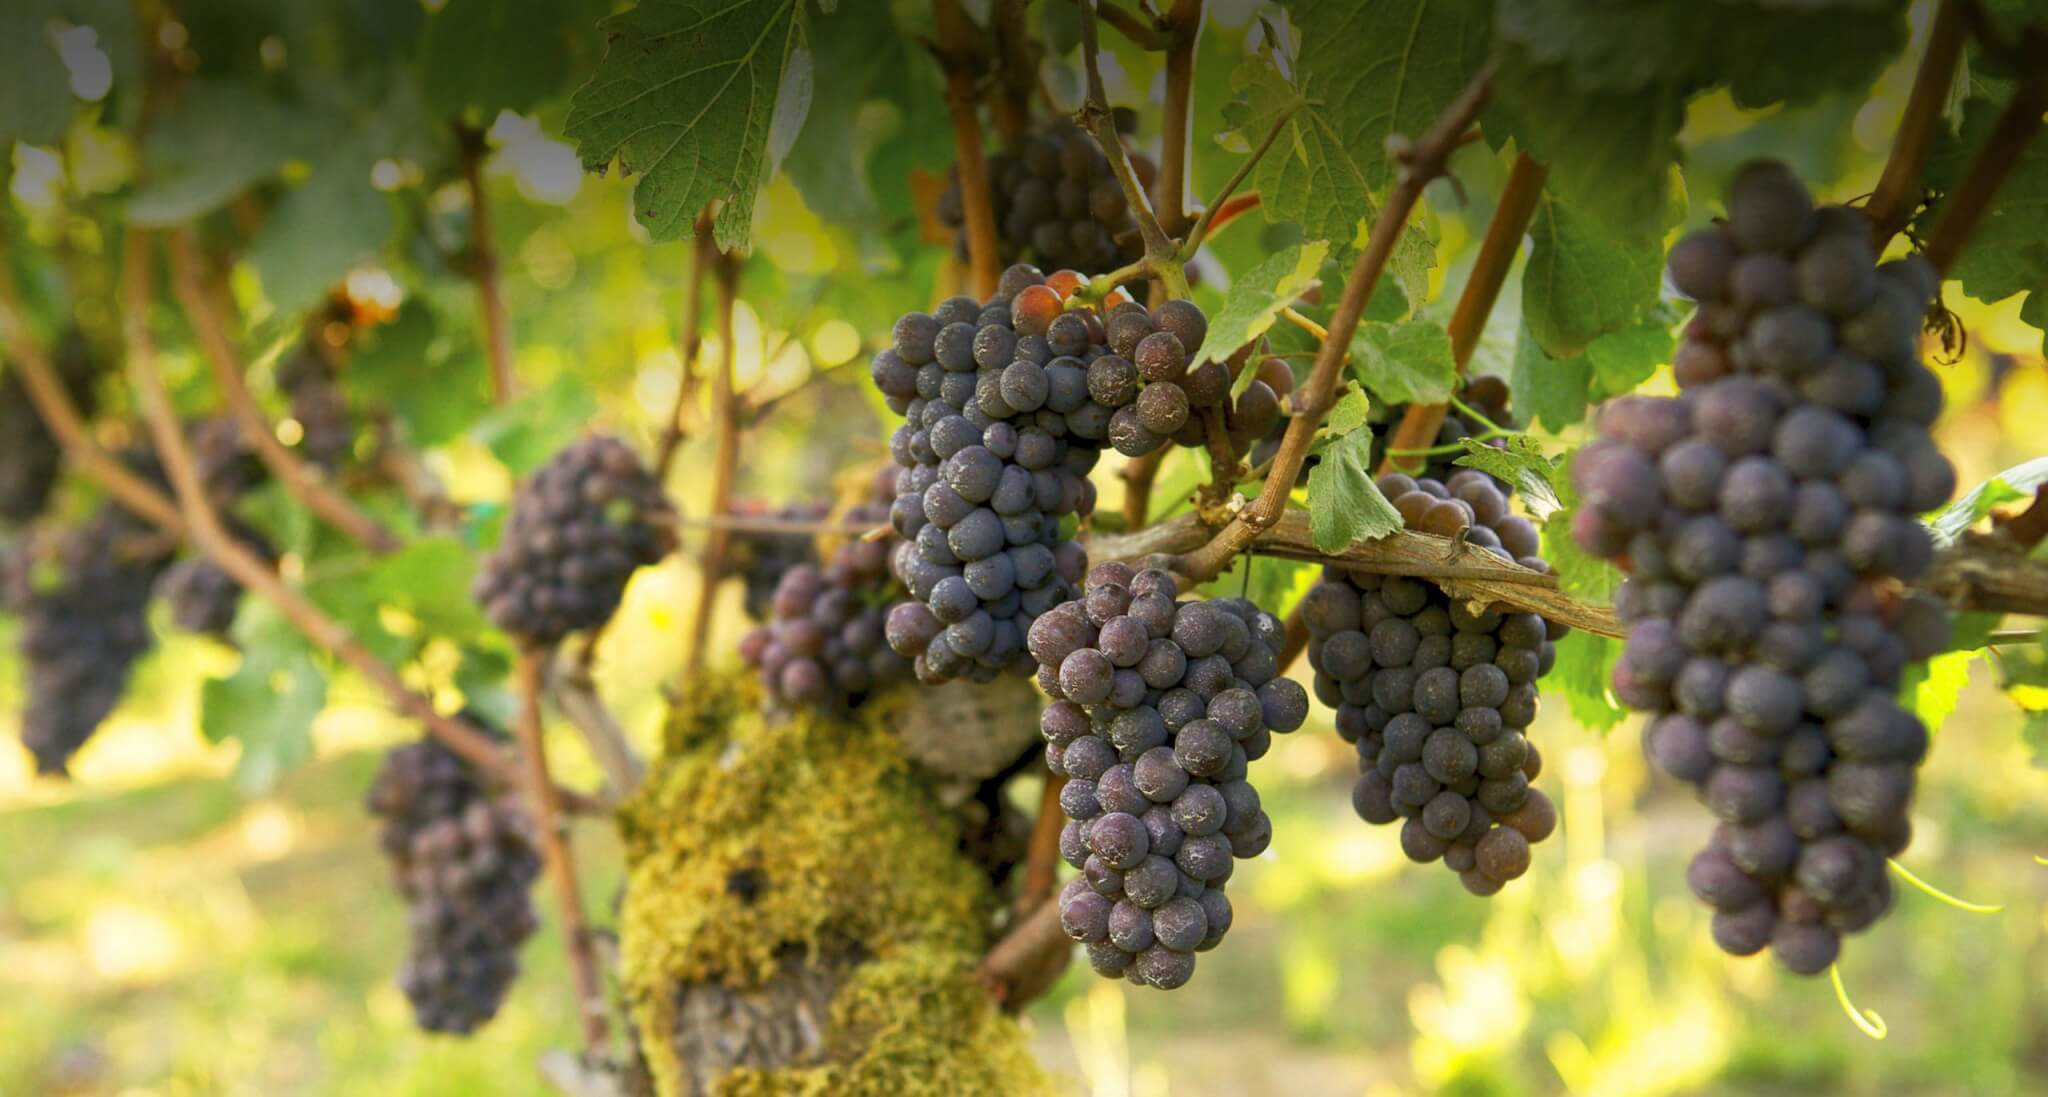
left=5, top=0, right=2048, bottom=1094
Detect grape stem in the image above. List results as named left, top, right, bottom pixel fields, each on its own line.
left=1278, top=306, right=1328, bottom=342
left=976, top=897, right=1069, bottom=1009
left=654, top=208, right=718, bottom=482
left=1922, top=33, right=2048, bottom=275
left=685, top=251, right=746, bottom=675
left=1170, top=64, right=1498, bottom=583
left=1096, top=0, right=1171, bottom=49
left=1155, top=0, right=1204, bottom=246
left=1121, top=446, right=1166, bottom=529
left=1864, top=0, right=1966, bottom=244
left=457, top=124, right=519, bottom=405
left=932, top=0, right=1003, bottom=298
left=164, top=229, right=405, bottom=555
left=1181, top=105, right=1295, bottom=260
left=517, top=646, right=616, bottom=1059
left=1380, top=152, right=1548, bottom=475
left=1074, top=0, right=1192, bottom=300
left=1016, top=768, right=1069, bottom=918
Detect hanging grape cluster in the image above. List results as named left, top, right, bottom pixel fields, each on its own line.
left=740, top=469, right=913, bottom=711
left=473, top=435, right=678, bottom=647
left=1031, top=563, right=1309, bottom=989
left=1571, top=160, right=1955, bottom=973
left=873, top=264, right=1208, bottom=683
left=366, top=729, right=541, bottom=1034
left=156, top=518, right=276, bottom=639
left=939, top=120, right=1150, bottom=274
left=0, top=329, right=99, bottom=527
left=728, top=499, right=830, bottom=621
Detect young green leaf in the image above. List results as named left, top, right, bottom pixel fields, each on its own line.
left=565, top=0, right=808, bottom=249
left=1347, top=319, right=1455, bottom=407
left=1523, top=188, right=1664, bottom=358
left=1325, top=389, right=1373, bottom=437
left=1305, top=426, right=1402, bottom=553
left=1191, top=239, right=1327, bottom=378
left=1454, top=435, right=1562, bottom=518
left=1900, top=650, right=1975, bottom=736
left=1927, top=456, right=2048, bottom=547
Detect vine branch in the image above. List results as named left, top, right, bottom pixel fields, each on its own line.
left=933, top=0, right=1002, bottom=298
left=1380, top=152, right=1547, bottom=473
left=1155, top=0, right=1203, bottom=241
left=1923, top=35, right=2048, bottom=275
left=685, top=252, right=744, bottom=675
left=1096, top=0, right=1170, bottom=49
left=990, top=0, right=1037, bottom=141
left=458, top=124, right=518, bottom=405
left=654, top=209, right=717, bottom=482
left=1172, top=65, right=1497, bottom=582
left=165, top=229, right=403, bottom=554
left=1120, top=447, right=1165, bottom=529
left=1075, top=0, right=1190, bottom=299
left=1182, top=104, right=1293, bottom=260
left=1865, top=0, right=1966, bottom=244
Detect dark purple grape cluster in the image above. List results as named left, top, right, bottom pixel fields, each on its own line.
left=1302, top=567, right=1558, bottom=896
left=1379, top=466, right=1547, bottom=568
left=15, top=501, right=172, bottom=774
left=0, top=328, right=99, bottom=526
left=1571, top=160, right=1956, bottom=974
left=366, top=729, right=541, bottom=1034
left=1031, top=563, right=1310, bottom=989
left=156, top=519, right=275, bottom=639
left=276, top=341, right=356, bottom=470
left=473, top=435, right=678, bottom=647
left=939, top=120, right=1150, bottom=274
left=1099, top=294, right=1258, bottom=460
left=739, top=469, right=913, bottom=711
left=728, top=499, right=830, bottom=621
left=873, top=265, right=1199, bottom=682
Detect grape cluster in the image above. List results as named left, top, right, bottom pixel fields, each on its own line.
left=740, top=469, right=912, bottom=711
left=939, top=121, right=1149, bottom=274
left=1571, top=160, right=1955, bottom=973
left=1379, top=466, right=1547, bottom=569
left=872, top=265, right=1206, bottom=682
left=156, top=519, right=275, bottom=639
left=276, top=341, right=355, bottom=470
left=1031, top=563, right=1310, bottom=989
left=728, top=500, right=830, bottom=621
left=366, top=730, right=541, bottom=1034
left=473, top=436, right=678, bottom=646
left=16, top=502, right=172, bottom=775
left=1303, top=563, right=1559, bottom=895
left=0, top=329, right=99, bottom=526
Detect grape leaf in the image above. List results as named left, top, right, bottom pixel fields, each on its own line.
left=779, top=0, right=915, bottom=225
left=1551, top=628, right=1626, bottom=733
left=344, top=302, right=493, bottom=448
left=1898, top=650, right=1974, bottom=735
left=1508, top=325, right=1591, bottom=433
left=420, top=0, right=584, bottom=120
left=1922, top=87, right=2048, bottom=355
left=202, top=602, right=327, bottom=793
left=1192, top=239, right=1327, bottom=377
left=357, top=536, right=492, bottom=645
left=1486, top=54, right=1684, bottom=245
left=1220, top=52, right=1443, bottom=306
left=1346, top=319, right=1455, bottom=407
left=565, top=0, right=808, bottom=249
left=1523, top=188, right=1664, bottom=358
left=1585, top=310, right=1677, bottom=398
left=128, top=80, right=303, bottom=225
left=247, top=146, right=393, bottom=315
left=1541, top=451, right=1623, bottom=603
left=0, top=3, right=73, bottom=149
left=1325, top=388, right=1372, bottom=437
left=1454, top=435, right=1562, bottom=518
left=1927, top=456, right=2048, bottom=547
left=1305, top=425, right=1402, bottom=553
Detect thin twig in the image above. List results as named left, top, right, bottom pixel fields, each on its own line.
left=516, top=647, right=614, bottom=1058
left=1183, top=108, right=1293, bottom=258
left=1016, top=768, right=1067, bottom=917
left=934, top=0, right=1002, bottom=299
left=1155, top=0, right=1203, bottom=241
left=685, top=253, right=744, bottom=674
left=1380, top=152, right=1547, bottom=474
left=977, top=898, right=1068, bottom=1007
left=165, top=230, right=403, bottom=553
left=1278, top=305, right=1327, bottom=342
left=654, top=210, right=716, bottom=481
left=1121, top=447, right=1166, bottom=529
left=1096, top=0, right=1170, bottom=49
left=1923, top=43, right=2048, bottom=275
left=1074, top=0, right=1190, bottom=299
left=1866, top=0, right=1966, bottom=244
left=550, top=648, right=645, bottom=802
left=1171, top=65, right=1496, bottom=582
left=458, top=125, right=518, bottom=404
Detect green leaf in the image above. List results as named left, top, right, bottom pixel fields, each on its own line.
left=1454, top=435, right=1562, bottom=518
left=1542, top=458, right=1622, bottom=603
left=565, top=0, right=808, bottom=249
left=1220, top=49, right=1446, bottom=304
left=201, top=603, right=327, bottom=793
left=1927, top=455, right=2048, bottom=547
left=779, top=0, right=918, bottom=225
left=471, top=374, right=601, bottom=477
left=1487, top=55, right=1684, bottom=244
left=1192, top=240, right=1327, bottom=377
left=1898, top=650, right=1974, bottom=735
left=420, top=0, right=581, bottom=120
left=0, top=3, right=72, bottom=150
left=358, top=536, right=493, bottom=645
left=247, top=147, right=392, bottom=315
left=1923, top=87, right=2048, bottom=355
left=1551, top=628, right=1626, bottom=732
left=1325, top=389, right=1372, bottom=437
left=1305, top=426, right=1402, bottom=553
left=129, top=80, right=302, bottom=225
left=1347, top=319, right=1455, bottom=407
left=1523, top=189, right=1665, bottom=358
left=1508, top=325, right=1591, bottom=433
left=1585, top=312, right=1677, bottom=398
left=344, top=301, right=493, bottom=448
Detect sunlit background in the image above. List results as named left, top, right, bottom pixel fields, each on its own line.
left=5, top=1, right=2048, bottom=1094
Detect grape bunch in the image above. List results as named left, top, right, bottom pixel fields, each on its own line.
left=740, top=469, right=913, bottom=711
left=1379, top=465, right=1547, bottom=568
left=366, top=729, right=541, bottom=1034
left=1571, top=160, right=1956, bottom=973
left=1030, top=563, right=1310, bottom=989
left=0, top=329, right=99, bottom=526
left=939, top=120, right=1150, bottom=274
left=156, top=519, right=275, bottom=639
left=1302, top=564, right=1559, bottom=895
left=473, top=435, right=678, bottom=647
left=728, top=499, right=830, bottom=621
left=15, top=502, right=173, bottom=775
left=276, top=341, right=356, bottom=470
left=871, top=264, right=1207, bottom=682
